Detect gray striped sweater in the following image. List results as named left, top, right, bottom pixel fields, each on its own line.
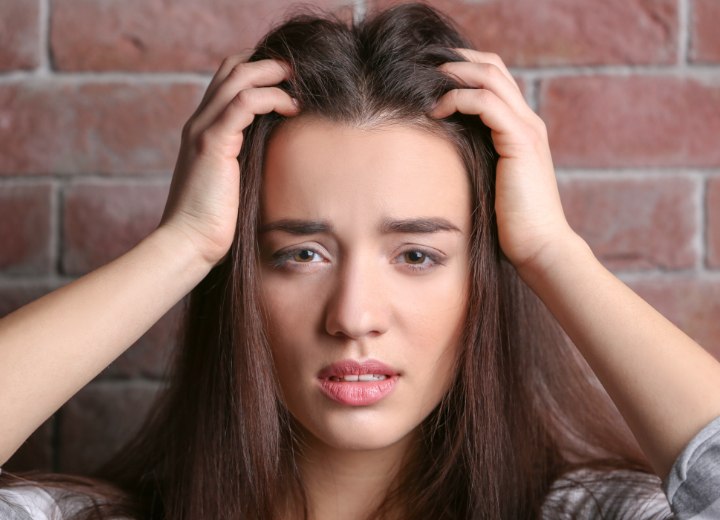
left=2, top=415, right=719, bottom=519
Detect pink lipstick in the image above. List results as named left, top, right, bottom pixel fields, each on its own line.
left=317, top=359, right=399, bottom=406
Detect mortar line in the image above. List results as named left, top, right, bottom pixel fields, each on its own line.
left=38, top=0, right=51, bottom=75
left=55, top=178, right=66, bottom=276
left=509, top=64, right=720, bottom=80
left=48, top=178, right=60, bottom=280
left=0, top=71, right=213, bottom=84
left=2, top=65, right=719, bottom=84
left=51, top=410, right=61, bottom=472
left=0, top=274, right=76, bottom=286
left=524, top=77, right=539, bottom=112
left=556, top=168, right=720, bottom=180
left=694, top=173, right=707, bottom=272
left=0, top=172, right=173, bottom=182
left=617, top=269, right=720, bottom=282
left=679, top=0, right=691, bottom=66
left=701, top=174, right=711, bottom=270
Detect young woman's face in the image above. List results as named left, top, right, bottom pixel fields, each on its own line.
left=259, top=116, right=471, bottom=454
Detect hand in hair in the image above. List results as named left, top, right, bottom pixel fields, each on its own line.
left=0, top=58, right=300, bottom=466
left=158, top=55, right=301, bottom=268
left=429, top=49, right=573, bottom=273
left=433, top=48, right=720, bottom=479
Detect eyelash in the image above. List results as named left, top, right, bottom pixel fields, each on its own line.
left=268, top=249, right=320, bottom=271
left=394, top=249, right=444, bottom=272
left=269, top=247, right=444, bottom=272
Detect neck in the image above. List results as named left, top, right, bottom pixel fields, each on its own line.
left=289, top=430, right=418, bottom=520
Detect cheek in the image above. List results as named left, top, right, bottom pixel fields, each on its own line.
left=397, top=263, right=468, bottom=345
left=260, top=276, right=323, bottom=380
left=397, top=274, right=468, bottom=394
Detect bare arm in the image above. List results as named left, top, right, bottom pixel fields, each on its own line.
left=0, top=55, right=300, bottom=466
left=0, top=227, right=208, bottom=465
left=431, top=48, right=720, bottom=479
left=518, top=232, right=720, bottom=478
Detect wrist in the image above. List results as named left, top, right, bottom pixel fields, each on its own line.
left=147, top=225, right=217, bottom=284
left=514, top=230, right=595, bottom=287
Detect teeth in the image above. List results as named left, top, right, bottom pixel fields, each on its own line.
left=330, top=374, right=388, bottom=382
left=359, top=374, right=387, bottom=381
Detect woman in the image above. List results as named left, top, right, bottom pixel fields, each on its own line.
left=1, top=2, right=719, bottom=519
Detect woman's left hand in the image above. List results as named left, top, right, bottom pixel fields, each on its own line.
left=429, top=49, right=576, bottom=273
left=430, top=51, right=720, bottom=481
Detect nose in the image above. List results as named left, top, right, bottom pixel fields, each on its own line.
left=324, top=258, right=390, bottom=340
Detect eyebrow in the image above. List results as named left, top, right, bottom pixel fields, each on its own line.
left=258, top=217, right=461, bottom=235
left=258, top=219, right=331, bottom=235
left=380, top=217, right=461, bottom=234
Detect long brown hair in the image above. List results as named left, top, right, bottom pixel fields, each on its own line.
left=1, top=2, right=660, bottom=518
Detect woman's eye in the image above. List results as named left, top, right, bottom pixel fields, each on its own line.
left=404, top=250, right=427, bottom=264
left=269, top=248, right=325, bottom=270
left=292, top=249, right=318, bottom=262
left=396, top=249, right=442, bottom=271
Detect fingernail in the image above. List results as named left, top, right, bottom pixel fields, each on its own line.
left=291, top=97, right=299, bottom=107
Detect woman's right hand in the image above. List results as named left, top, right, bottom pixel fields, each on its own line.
left=158, top=55, right=300, bottom=268
left=0, top=56, right=300, bottom=467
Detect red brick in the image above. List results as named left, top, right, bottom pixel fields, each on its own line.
left=62, top=181, right=169, bottom=275
left=630, top=277, right=720, bottom=359
left=559, top=177, right=698, bottom=271
left=0, top=183, right=52, bottom=275
left=51, top=0, right=354, bottom=72
left=58, top=381, right=161, bottom=474
left=542, top=77, right=720, bottom=168
left=690, top=0, right=720, bottom=63
left=371, top=0, right=676, bottom=66
left=708, top=179, right=720, bottom=268
left=2, top=417, right=54, bottom=473
left=0, top=82, right=201, bottom=175
left=0, top=0, right=40, bottom=70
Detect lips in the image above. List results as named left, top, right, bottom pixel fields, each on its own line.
left=330, top=374, right=387, bottom=382
left=317, top=359, right=399, bottom=379
left=317, top=359, right=400, bottom=406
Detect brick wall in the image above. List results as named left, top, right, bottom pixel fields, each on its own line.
left=1, top=0, right=718, bottom=474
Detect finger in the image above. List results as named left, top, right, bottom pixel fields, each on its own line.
left=204, top=50, right=254, bottom=98
left=210, top=59, right=292, bottom=103
left=192, top=59, right=294, bottom=132
left=196, top=50, right=258, bottom=113
left=437, top=61, right=531, bottom=118
left=450, top=48, right=521, bottom=92
left=428, top=88, right=532, bottom=155
left=198, top=87, right=300, bottom=158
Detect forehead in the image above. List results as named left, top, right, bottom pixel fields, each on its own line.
left=261, top=116, right=471, bottom=226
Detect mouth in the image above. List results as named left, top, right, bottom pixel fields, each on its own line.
left=317, top=359, right=400, bottom=406
left=329, top=374, right=388, bottom=382
left=317, top=358, right=400, bottom=380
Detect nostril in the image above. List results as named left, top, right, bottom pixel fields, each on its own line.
left=323, top=270, right=390, bottom=339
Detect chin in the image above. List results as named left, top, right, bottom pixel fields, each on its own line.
left=294, top=409, right=421, bottom=453
left=321, top=430, right=407, bottom=452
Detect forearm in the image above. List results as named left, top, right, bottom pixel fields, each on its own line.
left=0, top=226, right=211, bottom=465
left=518, top=232, right=720, bottom=478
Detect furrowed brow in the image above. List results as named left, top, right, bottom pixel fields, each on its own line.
left=258, top=219, right=333, bottom=235
left=381, top=217, right=461, bottom=234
